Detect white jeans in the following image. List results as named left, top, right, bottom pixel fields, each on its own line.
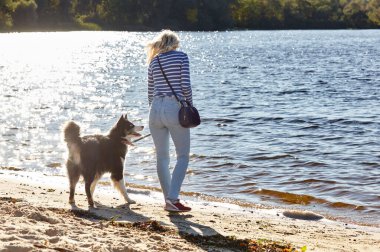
left=149, top=96, right=190, bottom=201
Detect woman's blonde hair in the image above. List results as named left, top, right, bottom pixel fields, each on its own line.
left=146, top=30, right=180, bottom=64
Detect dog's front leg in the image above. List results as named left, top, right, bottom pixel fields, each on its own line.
left=111, top=176, right=136, bottom=204
left=67, top=160, right=80, bottom=205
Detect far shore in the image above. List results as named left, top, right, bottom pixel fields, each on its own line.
left=0, top=171, right=379, bottom=251
left=1, top=28, right=380, bottom=34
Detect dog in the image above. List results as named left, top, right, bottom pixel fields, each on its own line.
left=62, top=114, right=144, bottom=207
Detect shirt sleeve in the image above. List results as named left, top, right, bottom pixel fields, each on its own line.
left=181, top=54, right=193, bottom=106
left=148, top=64, right=154, bottom=106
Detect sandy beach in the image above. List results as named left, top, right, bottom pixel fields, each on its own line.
left=0, top=171, right=379, bottom=252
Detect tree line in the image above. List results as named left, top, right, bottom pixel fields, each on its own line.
left=0, top=0, right=379, bottom=31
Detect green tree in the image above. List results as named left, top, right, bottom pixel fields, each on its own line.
left=281, top=0, right=313, bottom=28
left=0, top=0, right=13, bottom=30
left=12, top=0, right=38, bottom=30
left=307, top=0, right=344, bottom=28
left=170, top=0, right=197, bottom=30
left=96, top=0, right=129, bottom=29
left=232, top=0, right=284, bottom=29
left=367, top=0, right=380, bottom=25
left=35, top=0, right=60, bottom=28
left=196, top=0, right=234, bottom=30
left=142, top=0, right=176, bottom=30
left=342, top=0, right=371, bottom=27
left=2, top=0, right=380, bottom=32
left=231, top=0, right=260, bottom=28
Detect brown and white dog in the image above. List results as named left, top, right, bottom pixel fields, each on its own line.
left=62, top=114, right=143, bottom=207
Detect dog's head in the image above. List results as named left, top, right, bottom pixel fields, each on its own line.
left=115, top=114, right=144, bottom=145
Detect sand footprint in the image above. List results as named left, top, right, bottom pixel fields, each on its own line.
left=27, top=211, right=61, bottom=224
left=48, top=236, right=60, bottom=244
left=2, top=243, right=34, bottom=252
left=45, top=228, right=63, bottom=237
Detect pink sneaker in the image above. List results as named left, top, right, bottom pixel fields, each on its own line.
left=165, top=199, right=191, bottom=212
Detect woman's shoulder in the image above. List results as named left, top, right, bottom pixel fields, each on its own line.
left=164, top=50, right=188, bottom=58
left=149, top=57, right=157, bottom=69
left=172, top=51, right=189, bottom=64
left=151, top=50, right=188, bottom=67
left=174, top=50, right=188, bottom=58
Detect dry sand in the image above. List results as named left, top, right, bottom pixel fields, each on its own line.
left=0, top=171, right=379, bottom=252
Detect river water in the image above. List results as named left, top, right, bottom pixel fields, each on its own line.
left=0, top=30, right=379, bottom=226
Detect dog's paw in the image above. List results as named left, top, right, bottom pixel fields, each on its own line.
left=88, top=199, right=95, bottom=208
left=127, top=199, right=136, bottom=204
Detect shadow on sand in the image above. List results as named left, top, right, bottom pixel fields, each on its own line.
left=168, top=213, right=250, bottom=251
left=62, top=200, right=294, bottom=251
left=67, top=201, right=151, bottom=223
left=66, top=187, right=153, bottom=222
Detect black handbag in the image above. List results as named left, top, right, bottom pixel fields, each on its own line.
left=157, top=56, right=201, bottom=128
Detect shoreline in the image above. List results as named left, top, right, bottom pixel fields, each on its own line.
left=0, top=171, right=379, bottom=251
left=2, top=166, right=378, bottom=228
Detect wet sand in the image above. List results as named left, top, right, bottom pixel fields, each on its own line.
left=0, top=172, right=379, bottom=252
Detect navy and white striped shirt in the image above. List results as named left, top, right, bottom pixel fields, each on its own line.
left=148, top=50, right=192, bottom=105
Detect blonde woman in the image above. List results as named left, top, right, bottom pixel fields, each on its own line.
left=147, top=30, right=193, bottom=212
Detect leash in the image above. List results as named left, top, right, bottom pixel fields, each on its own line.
left=132, top=133, right=152, bottom=143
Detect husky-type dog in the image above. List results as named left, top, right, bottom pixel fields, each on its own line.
left=62, top=114, right=143, bottom=207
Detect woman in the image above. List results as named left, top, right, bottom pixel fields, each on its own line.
left=146, top=30, right=193, bottom=212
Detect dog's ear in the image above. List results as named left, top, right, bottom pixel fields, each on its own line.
left=117, top=115, right=124, bottom=125
left=124, top=114, right=128, bottom=120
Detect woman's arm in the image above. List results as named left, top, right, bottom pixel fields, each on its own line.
left=181, top=54, right=193, bottom=105
left=148, top=65, right=154, bottom=106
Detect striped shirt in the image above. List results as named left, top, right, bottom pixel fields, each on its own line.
left=148, top=50, right=192, bottom=105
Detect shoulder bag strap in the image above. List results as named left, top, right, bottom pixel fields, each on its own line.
left=157, top=56, right=182, bottom=103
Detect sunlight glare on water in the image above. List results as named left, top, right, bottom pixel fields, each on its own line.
left=0, top=31, right=151, bottom=173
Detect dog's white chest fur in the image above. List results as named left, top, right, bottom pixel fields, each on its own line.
left=68, top=143, right=81, bottom=165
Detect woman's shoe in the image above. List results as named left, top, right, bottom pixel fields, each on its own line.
left=165, top=199, right=191, bottom=212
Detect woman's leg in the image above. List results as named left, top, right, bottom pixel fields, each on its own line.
left=160, top=98, right=191, bottom=201
left=167, top=125, right=190, bottom=201
left=149, top=100, right=171, bottom=199
left=151, top=127, right=171, bottom=198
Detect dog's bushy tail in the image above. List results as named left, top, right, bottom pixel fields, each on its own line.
left=63, top=121, right=81, bottom=144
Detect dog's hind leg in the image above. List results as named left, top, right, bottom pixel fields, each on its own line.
left=85, top=179, right=95, bottom=207
left=111, top=173, right=136, bottom=204
left=67, top=160, right=80, bottom=204
left=90, top=174, right=101, bottom=197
